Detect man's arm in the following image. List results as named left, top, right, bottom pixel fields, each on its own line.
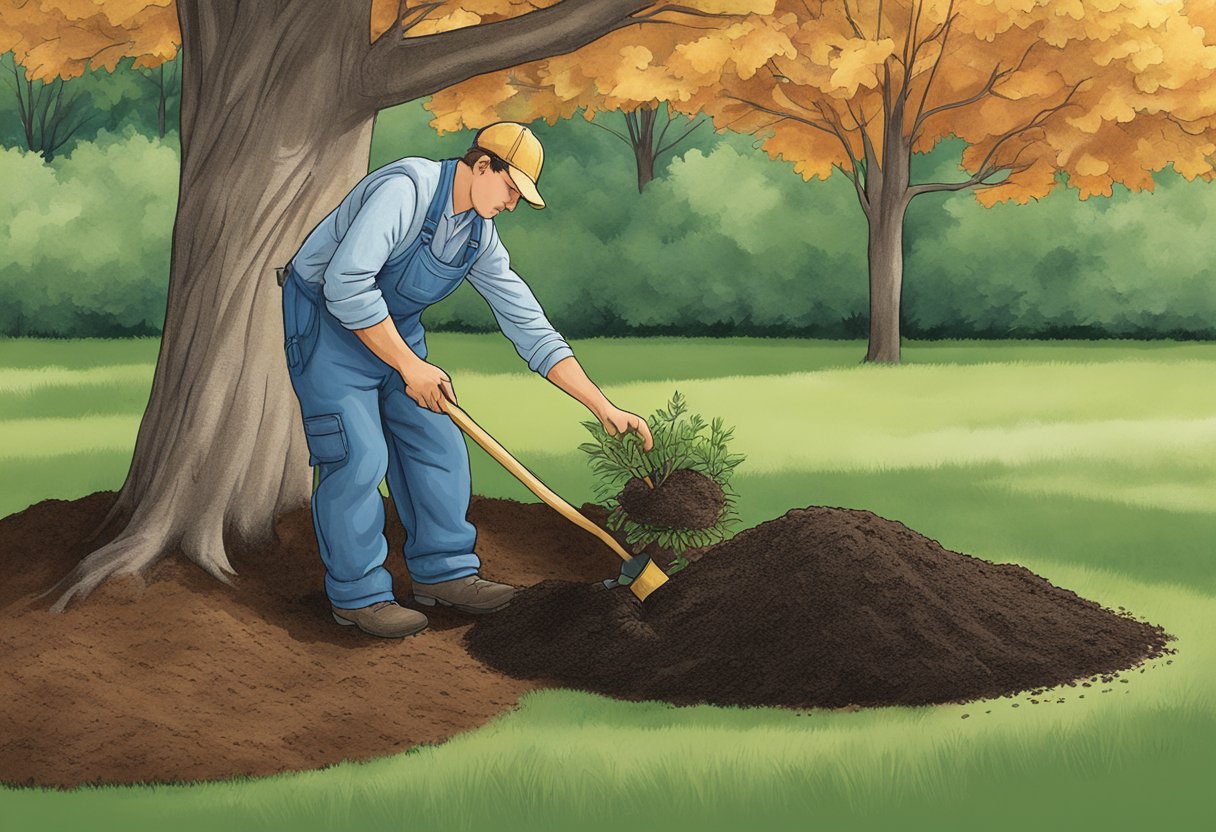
left=323, top=174, right=454, bottom=412
left=545, top=355, right=654, bottom=451
left=466, top=227, right=653, bottom=451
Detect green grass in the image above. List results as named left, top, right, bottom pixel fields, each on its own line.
left=1, top=335, right=1213, bottom=831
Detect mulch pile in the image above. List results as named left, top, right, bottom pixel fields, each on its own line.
left=467, top=506, right=1174, bottom=708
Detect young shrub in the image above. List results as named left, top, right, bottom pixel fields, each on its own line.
left=579, top=391, right=745, bottom=571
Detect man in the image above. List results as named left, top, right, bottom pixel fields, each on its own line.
left=281, top=122, right=653, bottom=639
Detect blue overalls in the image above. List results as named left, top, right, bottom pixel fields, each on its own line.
left=282, top=158, right=484, bottom=609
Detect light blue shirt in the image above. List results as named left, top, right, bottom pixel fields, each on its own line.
left=291, top=157, right=574, bottom=377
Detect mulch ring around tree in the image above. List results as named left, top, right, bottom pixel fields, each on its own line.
left=0, top=494, right=1173, bottom=789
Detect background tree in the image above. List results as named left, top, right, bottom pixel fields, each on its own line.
left=597, top=103, right=706, bottom=192
left=2, top=52, right=96, bottom=160
left=439, top=0, right=1216, bottom=362
left=135, top=47, right=180, bottom=138
left=0, top=0, right=764, bottom=609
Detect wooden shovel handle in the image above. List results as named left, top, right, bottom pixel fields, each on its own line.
left=440, top=397, right=634, bottom=564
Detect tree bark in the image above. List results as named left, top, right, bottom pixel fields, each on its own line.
left=157, top=63, right=166, bottom=139
left=865, top=210, right=905, bottom=363
left=864, top=95, right=912, bottom=364
left=631, top=108, right=657, bottom=192
left=47, top=1, right=374, bottom=610
left=47, top=0, right=665, bottom=610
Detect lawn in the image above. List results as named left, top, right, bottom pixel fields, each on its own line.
left=1, top=335, right=1212, bottom=831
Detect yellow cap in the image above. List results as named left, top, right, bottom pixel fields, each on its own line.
left=474, top=122, right=545, bottom=209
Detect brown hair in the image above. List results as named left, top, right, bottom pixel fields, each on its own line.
left=461, top=146, right=510, bottom=171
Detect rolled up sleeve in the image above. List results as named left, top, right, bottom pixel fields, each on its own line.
left=322, top=175, right=417, bottom=330
left=466, top=226, right=574, bottom=377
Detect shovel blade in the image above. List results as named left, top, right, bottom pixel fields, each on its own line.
left=626, top=557, right=669, bottom=601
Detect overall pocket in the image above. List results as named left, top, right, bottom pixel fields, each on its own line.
left=283, top=277, right=322, bottom=375
left=393, top=248, right=467, bottom=306
left=302, top=413, right=348, bottom=466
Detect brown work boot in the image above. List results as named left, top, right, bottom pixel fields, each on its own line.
left=331, top=600, right=429, bottom=638
left=413, top=576, right=516, bottom=614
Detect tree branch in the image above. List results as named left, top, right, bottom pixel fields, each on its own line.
left=361, top=1, right=696, bottom=113
left=728, top=91, right=871, bottom=218
left=655, top=117, right=704, bottom=157
left=904, top=78, right=1087, bottom=203
left=912, top=39, right=1036, bottom=139
left=587, top=115, right=633, bottom=145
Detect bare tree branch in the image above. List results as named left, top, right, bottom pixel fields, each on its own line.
left=904, top=78, right=1087, bottom=203
left=586, top=116, right=633, bottom=145
left=655, top=117, right=705, bottom=156
left=908, top=4, right=958, bottom=141
left=912, top=39, right=1036, bottom=139
left=361, top=0, right=656, bottom=113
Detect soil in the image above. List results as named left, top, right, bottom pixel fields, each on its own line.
left=0, top=492, right=623, bottom=789
left=466, top=506, right=1174, bottom=709
left=617, top=467, right=726, bottom=529
left=0, top=495, right=1174, bottom=789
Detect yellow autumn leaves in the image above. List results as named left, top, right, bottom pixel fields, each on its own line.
left=1, top=0, right=178, bottom=81
left=424, top=0, right=1216, bottom=206
left=5, top=1, right=1214, bottom=207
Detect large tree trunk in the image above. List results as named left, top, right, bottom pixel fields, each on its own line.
left=46, top=2, right=373, bottom=610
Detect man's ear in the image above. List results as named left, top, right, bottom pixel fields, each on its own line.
left=476, top=157, right=489, bottom=175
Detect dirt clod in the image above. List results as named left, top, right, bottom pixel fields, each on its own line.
left=467, top=506, right=1174, bottom=709
left=617, top=468, right=726, bottom=530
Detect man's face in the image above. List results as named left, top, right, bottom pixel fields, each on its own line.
left=470, top=157, right=521, bottom=218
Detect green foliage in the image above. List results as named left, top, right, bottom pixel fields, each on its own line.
left=579, top=391, right=745, bottom=569
left=2, top=97, right=1213, bottom=338
left=0, top=51, right=180, bottom=159
left=369, top=105, right=1216, bottom=342
left=0, top=129, right=179, bottom=336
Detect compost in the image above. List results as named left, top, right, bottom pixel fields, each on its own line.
left=466, top=506, right=1174, bottom=708
left=617, top=467, right=726, bottom=530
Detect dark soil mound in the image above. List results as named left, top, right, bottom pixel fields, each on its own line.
left=466, top=506, right=1174, bottom=708
left=617, top=468, right=726, bottom=529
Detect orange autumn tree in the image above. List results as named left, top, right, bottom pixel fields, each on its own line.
left=424, top=4, right=773, bottom=190
left=433, top=0, right=1216, bottom=362
left=0, top=0, right=749, bottom=610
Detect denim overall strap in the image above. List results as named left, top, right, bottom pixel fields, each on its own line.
left=418, top=159, right=457, bottom=245
left=377, top=159, right=483, bottom=276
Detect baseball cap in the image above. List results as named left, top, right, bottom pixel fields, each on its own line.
left=473, top=122, right=545, bottom=209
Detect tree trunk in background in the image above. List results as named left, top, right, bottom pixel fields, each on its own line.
left=865, top=211, right=905, bottom=363
left=864, top=96, right=913, bottom=364
left=157, top=63, right=166, bottom=138
left=634, top=138, right=656, bottom=192
left=48, top=1, right=373, bottom=610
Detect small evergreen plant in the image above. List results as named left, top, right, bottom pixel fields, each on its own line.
left=579, top=391, right=745, bottom=571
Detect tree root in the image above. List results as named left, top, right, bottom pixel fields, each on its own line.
left=40, top=519, right=238, bottom=613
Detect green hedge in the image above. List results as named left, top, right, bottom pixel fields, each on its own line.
left=0, top=128, right=178, bottom=336
left=2, top=101, right=1213, bottom=339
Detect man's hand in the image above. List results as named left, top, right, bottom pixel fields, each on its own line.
left=599, top=404, right=654, bottom=452
left=401, top=358, right=456, bottom=413
left=349, top=318, right=457, bottom=413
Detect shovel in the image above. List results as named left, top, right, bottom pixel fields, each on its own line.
left=439, top=397, right=669, bottom=602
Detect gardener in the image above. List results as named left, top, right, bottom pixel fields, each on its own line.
left=281, top=122, right=653, bottom=639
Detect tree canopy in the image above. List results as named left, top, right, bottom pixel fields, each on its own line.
left=428, top=0, right=1216, bottom=206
